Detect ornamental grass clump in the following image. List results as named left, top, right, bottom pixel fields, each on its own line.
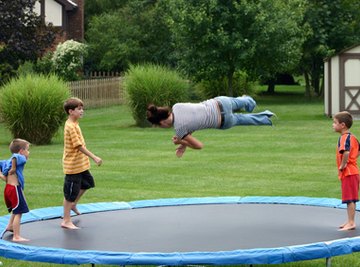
left=0, top=74, right=70, bottom=145
left=124, top=64, right=190, bottom=127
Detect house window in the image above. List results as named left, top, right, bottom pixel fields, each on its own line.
left=34, top=0, right=63, bottom=27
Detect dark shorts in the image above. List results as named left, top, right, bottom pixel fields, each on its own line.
left=341, top=174, right=359, bottom=203
left=64, top=170, right=95, bottom=202
left=4, top=184, right=29, bottom=214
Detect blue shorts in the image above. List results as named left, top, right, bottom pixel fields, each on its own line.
left=4, top=184, right=29, bottom=214
left=64, top=170, right=95, bottom=202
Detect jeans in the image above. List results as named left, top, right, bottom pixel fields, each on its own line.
left=214, top=96, right=273, bottom=129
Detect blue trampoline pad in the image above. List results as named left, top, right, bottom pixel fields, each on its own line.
left=0, top=196, right=359, bottom=265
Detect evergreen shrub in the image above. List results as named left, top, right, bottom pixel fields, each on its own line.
left=34, top=52, right=54, bottom=76
left=124, top=64, right=190, bottom=127
left=0, top=74, right=70, bottom=145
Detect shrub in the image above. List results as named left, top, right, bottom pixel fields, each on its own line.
left=34, top=52, right=54, bottom=76
left=0, top=62, right=16, bottom=86
left=124, top=64, right=190, bottom=127
left=51, top=40, right=87, bottom=81
left=195, top=71, right=255, bottom=99
left=17, top=61, right=36, bottom=77
left=0, top=74, right=70, bottom=145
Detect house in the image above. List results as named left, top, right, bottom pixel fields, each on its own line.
left=324, top=44, right=360, bottom=117
left=34, top=0, right=84, bottom=45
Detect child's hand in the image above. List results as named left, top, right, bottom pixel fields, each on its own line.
left=93, top=156, right=103, bottom=166
left=172, top=136, right=181, bottom=145
left=175, top=145, right=186, bottom=158
left=8, top=168, right=15, bottom=175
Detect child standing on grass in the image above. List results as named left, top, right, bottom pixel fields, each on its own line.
left=62, top=97, right=102, bottom=229
left=2, top=138, right=30, bottom=242
left=333, top=111, right=360, bottom=231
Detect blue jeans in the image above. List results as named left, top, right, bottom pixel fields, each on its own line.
left=214, top=96, right=273, bottom=129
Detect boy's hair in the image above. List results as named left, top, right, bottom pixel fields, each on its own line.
left=64, top=97, right=84, bottom=115
left=9, top=138, right=30, bottom=154
left=334, top=111, right=353, bottom=129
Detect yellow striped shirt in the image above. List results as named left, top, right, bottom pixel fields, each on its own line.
left=62, top=119, right=90, bottom=174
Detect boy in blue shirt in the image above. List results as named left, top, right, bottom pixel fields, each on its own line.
left=2, top=139, right=30, bottom=242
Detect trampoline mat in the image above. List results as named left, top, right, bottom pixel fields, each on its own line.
left=3, top=203, right=360, bottom=253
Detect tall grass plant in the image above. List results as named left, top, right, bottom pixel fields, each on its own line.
left=0, top=74, right=70, bottom=145
left=124, top=64, right=190, bottom=127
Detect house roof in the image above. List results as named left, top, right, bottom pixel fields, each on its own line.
left=324, top=43, right=360, bottom=61
left=54, top=0, right=77, bottom=11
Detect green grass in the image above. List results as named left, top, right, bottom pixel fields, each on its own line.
left=0, top=85, right=359, bottom=266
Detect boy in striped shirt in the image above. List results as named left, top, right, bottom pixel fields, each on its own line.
left=62, top=97, right=102, bottom=229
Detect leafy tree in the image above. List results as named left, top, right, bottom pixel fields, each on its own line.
left=300, top=0, right=360, bottom=96
left=85, top=0, right=173, bottom=72
left=0, top=0, right=56, bottom=84
left=84, top=0, right=129, bottom=30
left=166, top=0, right=306, bottom=96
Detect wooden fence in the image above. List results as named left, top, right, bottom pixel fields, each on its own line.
left=68, top=77, right=124, bottom=108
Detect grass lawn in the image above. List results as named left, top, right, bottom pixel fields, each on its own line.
left=0, top=85, right=359, bottom=266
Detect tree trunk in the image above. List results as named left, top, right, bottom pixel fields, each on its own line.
left=304, top=71, right=311, bottom=97
left=310, top=59, right=322, bottom=96
left=227, top=68, right=234, bottom=96
left=267, top=79, right=275, bottom=94
left=311, top=72, right=320, bottom=96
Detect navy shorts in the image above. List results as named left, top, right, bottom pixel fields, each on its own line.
left=63, top=170, right=95, bottom=202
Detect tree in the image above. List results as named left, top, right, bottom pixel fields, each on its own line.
left=300, top=0, right=360, bottom=96
left=84, top=0, right=129, bottom=31
left=167, top=0, right=306, bottom=95
left=0, top=0, right=55, bottom=84
left=85, top=0, right=173, bottom=72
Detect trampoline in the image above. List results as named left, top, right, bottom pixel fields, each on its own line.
left=0, top=196, right=360, bottom=266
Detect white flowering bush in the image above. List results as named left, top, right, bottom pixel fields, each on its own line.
left=52, top=40, right=87, bottom=81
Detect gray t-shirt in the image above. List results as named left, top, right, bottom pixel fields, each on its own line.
left=172, top=99, right=219, bottom=139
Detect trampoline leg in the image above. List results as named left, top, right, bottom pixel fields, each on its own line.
left=326, top=257, right=331, bottom=267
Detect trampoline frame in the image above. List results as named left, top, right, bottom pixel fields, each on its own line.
left=0, top=196, right=360, bottom=266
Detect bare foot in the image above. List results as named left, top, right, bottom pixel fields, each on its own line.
left=338, top=223, right=356, bottom=231
left=339, top=222, right=347, bottom=229
left=12, top=236, right=30, bottom=242
left=61, top=221, right=80, bottom=230
left=71, top=205, right=81, bottom=215
left=5, top=227, right=13, bottom=232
